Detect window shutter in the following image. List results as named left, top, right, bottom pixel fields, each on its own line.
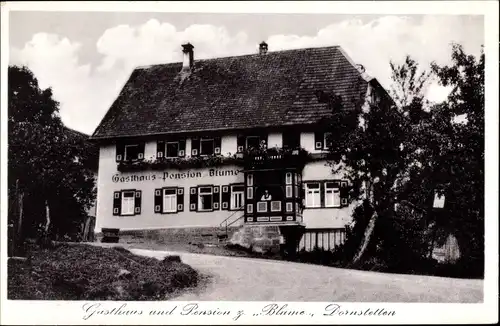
left=213, top=186, right=220, bottom=210
left=134, top=190, right=142, bottom=214
left=314, top=132, right=323, bottom=150
left=179, top=139, right=186, bottom=157
left=191, top=138, right=200, bottom=156
left=177, top=187, right=184, bottom=212
left=138, top=143, right=145, bottom=160
left=116, top=143, right=125, bottom=162
left=189, top=187, right=197, bottom=211
left=221, top=185, right=230, bottom=210
left=157, top=140, right=165, bottom=159
left=154, top=188, right=162, bottom=213
left=113, top=191, right=121, bottom=215
left=237, top=135, right=245, bottom=152
left=214, top=137, right=222, bottom=155
left=340, top=181, right=349, bottom=207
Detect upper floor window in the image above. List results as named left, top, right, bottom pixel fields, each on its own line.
left=200, top=138, right=215, bottom=156
left=157, top=139, right=186, bottom=159
left=116, top=142, right=145, bottom=162
left=166, top=142, right=179, bottom=158
left=246, top=136, right=261, bottom=150
left=283, top=130, right=301, bottom=149
left=314, top=132, right=332, bottom=150
left=324, top=132, right=332, bottom=150
left=191, top=137, right=221, bottom=156
left=237, top=134, right=267, bottom=152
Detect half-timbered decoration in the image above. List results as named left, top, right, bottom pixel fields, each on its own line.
left=90, top=41, right=391, bottom=252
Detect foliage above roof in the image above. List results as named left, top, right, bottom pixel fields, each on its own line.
left=91, top=46, right=371, bottom=140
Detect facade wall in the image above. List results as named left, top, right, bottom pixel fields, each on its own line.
left=95, top=131, right=355, bottom=232
left=302, top=160, right=356, bottom=229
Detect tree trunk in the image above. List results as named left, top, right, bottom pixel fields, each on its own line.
left=351, top=210, right=378, bottom=265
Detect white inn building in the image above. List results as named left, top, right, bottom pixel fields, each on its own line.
left=90, top=42, right=392, bottom=253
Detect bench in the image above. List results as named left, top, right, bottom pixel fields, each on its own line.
left=101, top=228, right=120, bottom=243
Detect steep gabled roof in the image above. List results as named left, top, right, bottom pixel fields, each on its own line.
left=91, top=46, right=371, bottom=140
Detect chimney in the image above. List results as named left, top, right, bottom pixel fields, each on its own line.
left=259, top=41, right=268, bottom=55
left=181, top=43, right=194, bottom=70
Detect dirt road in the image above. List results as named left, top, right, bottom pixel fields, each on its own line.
left=128, top=248, right=483, bottom=302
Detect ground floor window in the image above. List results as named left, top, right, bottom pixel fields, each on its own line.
left=305, top=183, right=321, bottom=208
left=325, top=181, right=341, bottom=207
left=163, top=188, right=177, bottom=213
left=121, top=191, right=135, bottom=215
left=231, top=185, right=245, bottom=210
left=198, top=186, right=214, bottom=211
left=113, top=189, right=141, bottom=216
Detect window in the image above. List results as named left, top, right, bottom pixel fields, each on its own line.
left=200, top=139, right=214, bottom=156
left=257, top=201, right=268, bottom=212
left=166, top=142, right=179, bottom=158
left=246, top=136, right=261, bottom=150
left=163, top=188, right=177, bottom=213
left=285, top=172, right=292, bottom=184
left=121, top=191, right=136, bottom=215
left=247, top=174, right=253, bottom=186
left=325, top=182, right=341, bottom=207
left=247, top=187, right=253, bottom=199
left=283, top=131, right=300, bottom=149
left=270, top=201, right=281, bottom=212
left=198, top=187, right=213, bottom=211
left=124, top=145, right=140, bottom=161
left=305, top=183, right=321, bottom=208
left=324, top=132, right=332, bottom=149
left=247, top=204, right=253, bottom=213
left=286, top=185, right=293, bottom=198
left=286, top=202, right=293, bottom=212
left=231, top=185, right=245, bottom=210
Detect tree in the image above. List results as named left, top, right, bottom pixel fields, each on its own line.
left=326, top=44, right=485, bottom=276
left=323, top=82, right=418, bottom=266
left=425, top=44, right=484, bottom=274
left=8, top=66, right=96, bottom=247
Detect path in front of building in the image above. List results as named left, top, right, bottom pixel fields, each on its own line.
left=127, top=248, right=483, bottom=302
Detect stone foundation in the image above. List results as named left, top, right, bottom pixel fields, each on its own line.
left=96, top=226, right=240, bottom=246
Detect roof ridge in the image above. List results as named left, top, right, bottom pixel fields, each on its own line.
left=136, top=45, right=342, bottom=71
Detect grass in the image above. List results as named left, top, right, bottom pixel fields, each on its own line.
left=7, top=242, right=199, bottom=300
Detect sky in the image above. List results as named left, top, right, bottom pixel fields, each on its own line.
left=9, top=12, right=484, bottom=135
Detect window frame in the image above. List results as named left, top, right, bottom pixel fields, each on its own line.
left=257, top=201, right=268, bottom=213
left=230, top=185, right=245, bottom=210
left=198, top=186, right=214, bottom=211
left=162, top=188, right=178, bottom=213
left=124, top=144, right=140, bottom=161
left=199, top=138, right=215, bottom=156
left=165, top=141, right=180, bottom=158
left=305, top=182, right=321, bottom=208
left=323, top=132, right=332, bottom=150
left=120, top=190, right=136, bottom=216
left=324, top=181, right=341, bottom=208
left=246, top=135, right=261, bottom=150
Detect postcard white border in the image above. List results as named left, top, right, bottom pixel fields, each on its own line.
left=1, top=1, right=498, bottom=325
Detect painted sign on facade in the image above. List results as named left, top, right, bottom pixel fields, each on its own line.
left=111, top=168, right=242, bottom=183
